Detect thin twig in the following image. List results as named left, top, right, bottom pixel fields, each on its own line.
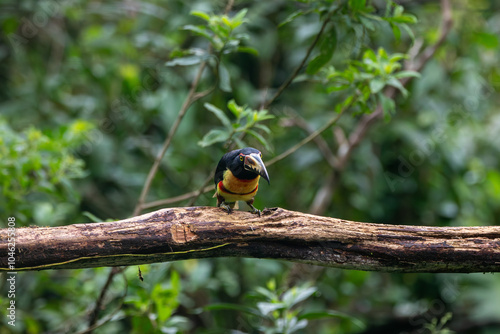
left=263, top=11, right=335, bottom=109
left=267, top=97, right=356, bottom=167
left=405, top=0, right=452, bottom=74
left=78, top=269, right=127, bottom=334
left=187, top=173, right=214, bottom=206
left=87, top=267, right=124, bottom=330
left=283, top=109, right=338, bottom=168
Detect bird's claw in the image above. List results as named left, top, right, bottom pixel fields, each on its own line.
left=248, top=204, right=261, bottom=217
left=220, top=202, right=234, bottom=214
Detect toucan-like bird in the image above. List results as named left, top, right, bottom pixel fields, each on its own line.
left=214, top=147, right=270, bottom=215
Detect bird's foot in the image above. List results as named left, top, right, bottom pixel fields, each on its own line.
left=247, top=203, right=261, bottom=217
left=219, top=202, right=235, bottom=214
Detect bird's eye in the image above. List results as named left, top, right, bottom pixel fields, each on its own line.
left=239, top=155, right=244, bottom=161
left=260, top=153, right=262, bottom=158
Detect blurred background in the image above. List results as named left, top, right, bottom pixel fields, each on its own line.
left=1, top=0, right=500, bottom=333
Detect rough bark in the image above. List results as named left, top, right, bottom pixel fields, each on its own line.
left=1, top=207, right=499, bottom=272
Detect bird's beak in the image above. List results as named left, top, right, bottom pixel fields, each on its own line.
left=244, top=153, right=270, bottom=184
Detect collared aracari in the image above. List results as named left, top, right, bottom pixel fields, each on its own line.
left=213, top=147, right=270, bottom=215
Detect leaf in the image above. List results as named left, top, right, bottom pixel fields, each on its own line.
left=232, top=8, right=248, bottom=28
left=359, top=14, right=375, bottom=31
left=349, top=0, right=366, bottom=11
left=165, top=55, right=210, bottom=67
left=299, top=311, right=366, bottom=329
left=306, top=27, right=337, bottom=75
left=204, top=303, right=263, bottom=318
left=391, top=23, right=401, bottom=42
left=82, top=211, right=102, bottom=223
left=227, top=99, right=243, bottom=118
left=282, top=286, right=317, bottom=308
left=246, top=129, right=271, bottom=151
left=183, top=25, right=213, bottom=41
left=255, top=110, right=274, bottom=122
left=369, top=78, right=385, bottom=94
left=379, top=93, right=395, bottom=122
left=218, top=62, right=232, bottom=92
left=256, top=302, right=284, bottom=315
left=401, top=23, right=415, bottom=41
left=198, top=129, right=230, bottom=147
left=237, top=46, right=259, bottom=56
left=386, top=77, right=407, bottom=96
left=254, top=123, right=271, bottom=134
left=474, top=32, right=500, bottom=49
left=254, top=286, right=276, bottom=300
left=391, top=14, right=418, bottom=24
left=204, top=103, right=232, bottom=129
left=152, top=271, right=181, bottom=324
left=279, top=9, right=309, bottom=28
left=190, top=11, right=210, bottom=22
left=393, top=70, right=420, bottom=79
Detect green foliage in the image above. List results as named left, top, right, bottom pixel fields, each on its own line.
left=124, top=270, right=188, bottom=333
left=205, top=280, right=364, bottom=333
left=199, top=99, right=274, bottom=150
left=2, top=0, right=500, bottom=333
left=0, top=118, right=92, bottom=224
left=321, top=47, right=419, bottom=118
left=423, top=312, right=455, bottom=334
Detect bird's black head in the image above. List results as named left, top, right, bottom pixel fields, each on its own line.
left=220, top=147, right=270, bottom=184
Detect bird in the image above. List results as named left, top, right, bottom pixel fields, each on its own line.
left=213, top=147, right=270, bottom=215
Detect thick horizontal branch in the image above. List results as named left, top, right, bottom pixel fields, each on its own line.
left=1, top=207, right=499, bottom=273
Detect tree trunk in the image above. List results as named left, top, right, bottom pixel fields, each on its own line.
left=1, top=207, right=499, bottom=272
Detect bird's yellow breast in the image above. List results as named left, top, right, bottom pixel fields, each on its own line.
left=216, top=169, right=260, bottom=202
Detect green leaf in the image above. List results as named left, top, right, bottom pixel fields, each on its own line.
left=82, top=211, right=102, bottom=223
left=227, top=99, right=243, bottom=118
left=218, top=62, right=232, bottom=92
left=386, top=77, right=407, bottom=96
left=152, top=270, right=181, bottom=324
left=474, top=32, right=500, bottom=49
left=232, top=8, right=248, bottom=28
left=236, top=46, right=259, bottom=56
left=204, top=103, right=232, bottom=129
left=246, top=129, right=271, bottom=151
left=165, top=55, right=210, bottom=67
left=255, top=286, right=277, bottom=300
left=257, top=302, right=285, bottom=315
left=279, top=9, right=309, bottom=28
left=391, top=14, right=418, bottom=24
left=391, top=23, right=401, bottom=42
left=299, top=311, right=366, bottom=329
left=190, top=11, right=210, bottom=22
left=369, top=78, right=385, bottom=94
left=204, top=303, right=263, bottom=318
left=401, top=23, right=415, bottom=41
left=306, top=28, right=337, bottom=75
left=198, top=129, right=230, bottom=147
left=359, top=15, right=375, bottom=31
left=183, top=25, right=213, bottom=41
left=349, top=0, right=366, bottom=11
left=255, top=110, right=275, bottom=122
left=282, top=286, right=317, bottom=308
left=254, top=123, right=271, bottom=134
left=379, top=93, right=395, bottom=122
left=393, top=70, right=420, bottom=79
left=393, top=4, right=404, bottom=17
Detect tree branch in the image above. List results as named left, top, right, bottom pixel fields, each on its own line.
left=3, top=207, right=499, bottom=273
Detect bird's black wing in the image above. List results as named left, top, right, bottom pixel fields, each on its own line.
left=214, top=153, right=229, bottom=185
